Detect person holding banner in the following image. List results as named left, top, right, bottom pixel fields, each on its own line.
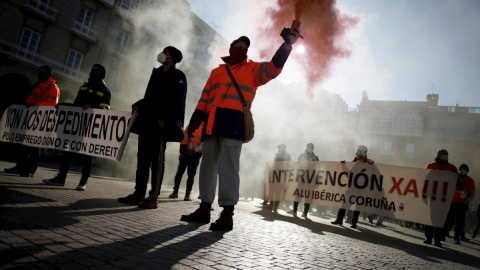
left=42, top=64, right=110, bottom=190
left=168, top=123, right=204, bottom=201
left=288, top=143, right=319, bottom=218
left=444, top=163, right=475, bottom=244
left=118, top=46, right=187, bottom=209
left=423, top=149, right=458, bottom=247
left=269, top=144, right=292, bottom=213
left=331, top=145, right=374, bottom=229
left=4, top=65, right=60, bottom=177
left=181, top=31, right=300, bottom=231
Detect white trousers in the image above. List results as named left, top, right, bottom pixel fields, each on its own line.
left=198, top=136, right=242, bottom=206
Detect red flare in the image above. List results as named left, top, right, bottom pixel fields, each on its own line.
left=258, top=0, right=358, bottom=98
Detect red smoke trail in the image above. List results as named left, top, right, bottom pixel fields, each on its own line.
left=258, top=0, right=358, bottom=98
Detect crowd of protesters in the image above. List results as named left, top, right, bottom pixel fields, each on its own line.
left=1, top=25, right=478, bottom=239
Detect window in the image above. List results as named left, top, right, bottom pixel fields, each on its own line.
left=383, top=141, right=392, bottom=155
left=38, top=0, right=50, bottom=12
left=406, top=143, right=415, bottom=155
left=77, top=7, right=93, bottom=29
left=121, top=0, right=146, bottom=9
left=107, top=69, right=119, bottom=88
left=73, top=7, right=93, bottom=37
left=19, top=28, right=41, bottom=57
left=448, top=107, right=456, bottom=113
left=65, top=49, right=83, bottom=74
left=117, top=32, right=130, bottom=54
left=468, top=108, right=480, bottom=114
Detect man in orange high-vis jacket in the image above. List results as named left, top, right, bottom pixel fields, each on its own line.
left=169, top=123, right=204, bottom=201
left=181, top=29, right=301, bottom=231
left=423, top=149, right=458, bottom=247
left=25, top=66, right=60, bottom=106
left=3, top=66, right=60, bottom=177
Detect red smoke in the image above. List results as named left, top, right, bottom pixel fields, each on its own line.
left=258, top=0, right=358, bottom=97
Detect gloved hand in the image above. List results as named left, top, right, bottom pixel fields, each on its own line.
left=280, top=28, right=301, bottom=45
left=185, top=149, right=195, bottom=156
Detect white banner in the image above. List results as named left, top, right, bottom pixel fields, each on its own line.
left=0, top=105, right=134, bottom=161
left=265, top=161, right=458, bottom=227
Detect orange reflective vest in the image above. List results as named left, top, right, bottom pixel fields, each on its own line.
left=181, top=123, right=203, bottom=153
left=195, top=56, right=283, bottom=140
left=25, top=77, right=60, bottom=106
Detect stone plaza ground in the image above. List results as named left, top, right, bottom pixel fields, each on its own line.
left=1, top=161, right=479, bottom=269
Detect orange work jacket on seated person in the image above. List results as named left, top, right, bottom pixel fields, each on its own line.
left=25, top=77, right=60, bottom=106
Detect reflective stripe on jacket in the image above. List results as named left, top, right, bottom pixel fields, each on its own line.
left=180, top=123, right=204, bottom=153
left=25, top=77, right=60, bottom=106
left=195, top=57, right=283, bottom=141
left=75, top=83, right=111, bottom=110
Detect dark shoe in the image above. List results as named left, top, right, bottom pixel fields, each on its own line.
left=184, top=195, right=191, bottom=201
left=454, top=238, right=461, bottom=245
left=351, top=224, right=357, bottom=229
left=423, top=239, right=432, bottom=244
left=43, top=174, right=66, bottom=186
left=138, top=197, right=158, bottom=209
left=118, top=193, right=145, bottom=205
left=181, top=203, right=212, bottom=224
left=169, top=192, right=178, bottom=199
left=376, top=223, right=385, bottom=227
left=4, top=166, right=22, bottom=174
left=434, top=241, right=442, bottom=247
left=210, top=208, right=234, bottom=231
left=440, top=235, right=446, bottom=241
left=19, top=172, right=34, bottom=177
left=331, top=220, right=343, bottom=226
left=368, top=216, right=374, bottom=224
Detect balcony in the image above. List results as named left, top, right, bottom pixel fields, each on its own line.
left=71, top=21, right=98, bottom=42
left=25, top=0, right=58, bottom=21
left=0, top=39, right=88, bottom=83
left=97, top=0, right=115, bottom=7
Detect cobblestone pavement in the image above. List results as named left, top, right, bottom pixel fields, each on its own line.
left=1, top=161, right=479, bottom=269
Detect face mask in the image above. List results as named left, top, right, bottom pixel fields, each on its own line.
left=157, top=52, right=166, bottom=64
left=229, top=46, right=247, bottom=64
left=440, top=155, right=448, bottom=162
left=356, top=151, right=362, bottom=157
left=459, top=170, right=467, bottom=176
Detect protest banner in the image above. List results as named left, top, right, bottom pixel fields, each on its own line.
left=265, top=161, right=457, bottom=227
left=0, top=105, right=134, bottom=161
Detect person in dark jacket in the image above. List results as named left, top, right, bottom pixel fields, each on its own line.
left=118, top=46, right=187, bottom=209
left=288, top=143, right=319, bottom=218
left=42, top=64, right=111, bottom=191
left=180, top=29, right=300, bottom=231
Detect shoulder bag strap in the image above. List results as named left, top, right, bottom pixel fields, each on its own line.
left=225, top=65, right=247, bottom=107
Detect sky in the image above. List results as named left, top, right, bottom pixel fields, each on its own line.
left=186, top=0, right=480, bottom=109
